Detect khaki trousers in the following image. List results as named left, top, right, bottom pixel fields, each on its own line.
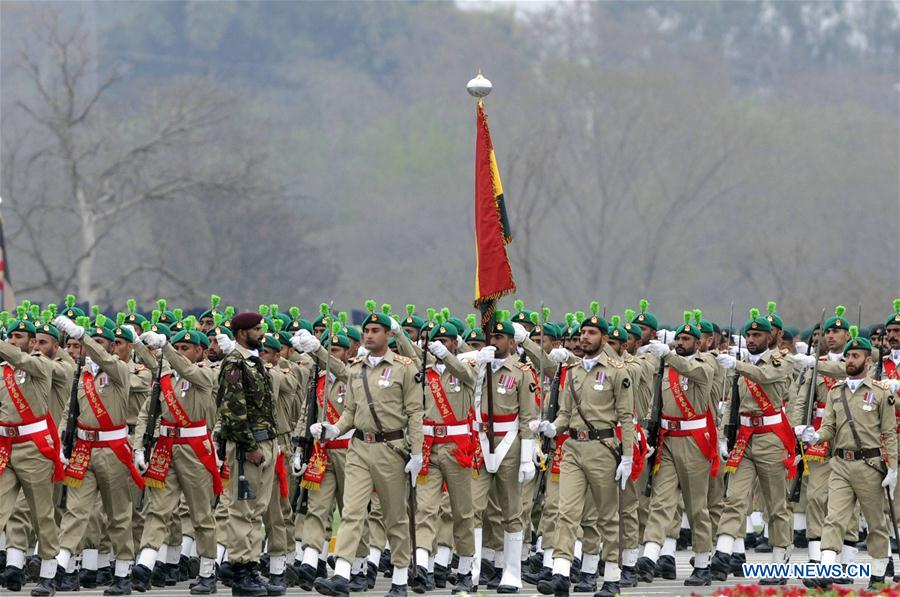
left=297, top=448, right=347, bottom=550
left=415, top=443, right=474, bottom=556
left=822, top=458, right=889, bottom=558
left=225, top=440, right=276, bottom=563
left=537, top=478, right=560, bottom=550
left=0, top=442, right=60, bottom=559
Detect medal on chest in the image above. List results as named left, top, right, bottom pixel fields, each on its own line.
left=336, top=383, right=346, bottom=404
left=448, top=374, right=461, bottom=393
left=593, top=371, right=607, bottom=391
left=97, top=373, right=109, bottom=390
left=680, top=375, right=689, bottom=392
left=497, top=373, right=514, bottom=394
left=180, top=379, right=191, bottom=398
left=377, top=367, right=392, bottom=388
left=863, top=391, right=876, bottom=412
left=14, top=370, right=27, bottom=385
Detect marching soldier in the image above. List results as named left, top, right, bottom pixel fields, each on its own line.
left=312, top=302, right=423, bottom=597
left=710, top=309, right=795, bottom=584
left=531, top=308, right=634, bottom=597
left=801, top=327, right=897, bottom=589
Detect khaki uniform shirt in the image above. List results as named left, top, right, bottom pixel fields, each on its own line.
left=0, top=342, right=54, bottom=422
left=817, top=377, right=898, bottom=469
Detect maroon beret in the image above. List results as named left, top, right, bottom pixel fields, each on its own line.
left=230, top=312, right=263, bottom=331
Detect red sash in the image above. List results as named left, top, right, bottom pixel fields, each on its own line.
left=549, top=367, right=571, bottom=480
left=275, top=450, right=288, bottom=499
left=143, top=374, right=222, bottom=495
left=64, top=370, right=145, bottom=489
left=804, top=373, right=836, bottom=461
left=302, top=375, right=346, bottom=491
left=724, top=377, right=796, bottom=479
left=420, top=369, right=474, bottom=482
left=616, top=422, right=648, bottom=481
left=652, top=367, right=719, bottom=476
left=0, top=366, right=64, bottom=481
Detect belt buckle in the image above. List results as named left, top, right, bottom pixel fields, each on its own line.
left=844, top=450, right=854, bottom=461
left=84, top=430, right=98, bottom=442
left=669, top=420, right=681, bottom=431
left=434, top=426, right=447, bottom=438
left=363, top=432, right=376, bottom=443
left=4, top=426, right=18, bottom=438
left=576, top=430, right=589, bottom=441
left=750, top=415, right=764, bottom=426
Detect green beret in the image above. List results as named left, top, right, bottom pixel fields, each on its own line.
left=277, top=331, right=293, bottom=347
left=364, top=312, right=393, bottom=330
left=157, top=310, right=177, bottom=325
left=113, top=326, right=135, bottom=342
left=742, top=308, right=772, bottom=334
left=9, top=319, right=36, bottom=335
left=512, top=310, right=535, bottom=325
left=35, top=321, right=59, bottom=340
left=623, top=321, right=641, bottom=339
left=207, top=325, right=233, bottom=340
left=608, top=325, right=629, bottom=342
left=172, top=329, right=209, bottom=347
left=530, top=322, right=560, bottom=340
left=429, top=322, right=459, bottom=342
left=565, top=323, right=581, bottom=339
left=325, top=333, right=351, bottom=349
left=824, top=306, right=850, bottom=332
left=698, top=320, right=715, bottom=334
left=844, top=326, right=872, bottom=354
left=90, top=324, right=116, bottom=342
left=580, top=314, right=609, bottom=334
left=62, top=295, right=85, bottom=319
left=125, top=312, right=147, bottom=326
left=632, top=299, right=658, bottom=331
left=466, top=328, right=486, bottom=343
left=675, top=322, right=701, bottom=339
left=262, top=333, right=281, bottom=351
left=288, top=318, right=314, bottom=334
left=764, top=302, right=784, bottom=330
left=885, top=299, right=900, bottom=329
left=148, top=322, right=172, bottom=340
left=340, top=325, right=360, bottom=342
left=402, top=314, right=425, bottom=330
left=489, top=320, right=514, bottom=337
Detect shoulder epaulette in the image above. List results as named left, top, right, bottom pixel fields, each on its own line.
left=134, top=364, right=146, bottom=371
left=609, top=358, right=624, bottom=369
left=516, top=362, right=534, bottom=372
left=625, top=354, right=635, bottom=363
left=281, top=367, right=291, bottom=374
left=466, top=358, right=476, bottom=366
left=395, top=355, right=413, bottom=366
left=872, top=379, right=889, bottom=391
left=833, top=379, right=847, bottom=386
left=265, top=362, right=273, bottom=369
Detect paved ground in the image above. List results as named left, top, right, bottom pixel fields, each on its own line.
left=5, top=549, right=881, bottom=596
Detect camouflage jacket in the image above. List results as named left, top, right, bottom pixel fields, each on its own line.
left=217, top=344, right=276, bottom=452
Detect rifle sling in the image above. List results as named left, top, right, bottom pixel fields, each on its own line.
left=360, top=364, right=409, bottom=463
left=835, top=385, right=885, bottom=474
left=568, top=369, right=597, bottom=432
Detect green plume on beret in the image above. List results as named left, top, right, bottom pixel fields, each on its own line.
left=337, top=311, right=347, bottom=324
left=590, top=301, right=600, bottom=316
left=273, top=319, right=283, bottom=332
left=514, top=299, right=524, bottom=312
left=224, top=306, right=235, bottom=320
left=624, top=308, right=635, bottom=322
left=426, top=308, right=436, bottom=321
left=151, top=310, right=161, bottom=324
left=173, top=308, right=183, bottom=321
left=95, top=313, right=107, bottom=328
left=683, top=311, right=692, bottom=325
left=211, top=294, right=221, bottom=310
left=575, top=311, right=585, bottom=324
left=157, top=299, right=167, bottom=313
left=406, top=304, right=416, bottom=316
left=30, top=304, right=39, bottom=320
left=767, top=301, right=777, bottom=315
left=116, top=312, right=126, bottom=327
left=435, top=312, right=445, bottom=324
left=611, top=315, right=620, bottom=327
left=364, top=300, right=376, bottom=314
left=529, top=312, right=539, bottom=325
left=849, top=325, right=859, bottom=340
left=260, top=322, right=268, bottom=334
left=0, top=311, right=10, bottom=325
left=749, top=307, right=760, bottom=319
left=127, top=298, right=137, bottom=315
left=640, top=299, right=649, bottom=313
left=66, top=294, right=76, bottom=309
left=441, top=307, right=451, bottom=321
left=270, top=304, right=278, bottom=316
left=381, top=304, right=392, bottom=317
left=20, top=300, right=31, bottom=312
left=213, top=313, right=224, bottom=326
left=693, top=309, right=703, bottom=325
left=565, top=313, right=575, bottom=326
left=16, top=305, right=25, bottom=319
left=894, top=299, right=900, bottom=313
left=141, top=320, right=151, bottom=332
left=542, top=307, right=551, bottom=322
left=41, top=309, right=52, bottom=322
left=90, top=305, right=99, bottom=318
left=289, top=306, right=300, bottom=319
left=835, top=305, right=846, bottom=318
left=47, top=304, right=57, bottom=318
left=466, top=314, right=477, bottom=329
left=76, top=316, right=90, bottom=327
left=259, top=304, right=269, bottom=316
left=187, top=316, right=199, bottom=331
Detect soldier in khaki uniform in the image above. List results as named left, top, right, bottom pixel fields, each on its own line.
left=635, top=312, right=717, bottom=587
left=0, top=312, right=65, bottom=595
left=130, top=321, right=220, bottom=594
left=313, top=303, right=423, bottom=597
left=531, top=310, right=634, bottom=597
left=411, top=321, right=477, bottom=594
left=709, top=309, right=795, bottom=584
left=54, top=314, right=144, bottom=595
left=800, top=328, right=897, bottom=589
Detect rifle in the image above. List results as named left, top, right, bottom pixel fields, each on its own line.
left=236, top=445, right=255, bottom=500
left=789, top=308, right=827, bottom=503
left=58, top=344, right=85, bottom=509
left=532, top=363, right=562, bottom=505
left=871, top=328, right=900, bottom=548
left=723, top=333, right=742, bottom=496
left=291, top=358, right=320, bottom=514
left=136, top=347, right=165, bottom=510
left=642, top=357, right=665, bottom=497
left=212, top=432, right=227, bottom=508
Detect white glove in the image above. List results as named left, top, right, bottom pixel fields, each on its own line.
left=793, top=454, right=804, bottom=466
left=788, top=353, right=816, bottom=370
left=645, top=445, right=655, bottom=459
left=428, top=341, right=450, bottom=360
left=718, top=439, right=730, bottom=460
left=356, top=346, right=369, bottom=358
left=615, top=457, right=633, bottom=490
left=793, top=425, right=808, bottom=439
left=645, top=340, right=670, bottom=358
left=731, top=334, right=745, bottom=347
left=405, top=453, right=424, bottom=487
left=512, top=322, right=528, bottom=344
left=390, top=317, right=401, bottom=334
left=475, top=346, right=496, bottom=365
left=518, top=439, right=536, bottom=483
left=456, top=335, right=464, bottom=345
left=309, top=422, right=340, bottom=440
left=59, top=448, right=69, bottom=469
left=216, top=333, right=236, bottom=355
left=883, top=468, right=898, bottom=500
left=885, top=379, right=900, bottom=395
left=656, top=329, right=675, bottom=344
left=800, top=426, right=819, bottom=445
left=716, top=353, right=737, bottom=370
left=215, top=448, right=224, bottom=469
left=291, top=448, right=307, bottom=476
left=139, top=331, right=166, bottom=349
left=795, top=342, right=809, bottom=355
left=134, top=450, right=148, bottom=474
left=548, top=348, right=569, bottom=363
left=53, top=316, right=85, bottom=340
left=729, top=345, right=750, bottom=360
left=528, top=420, right=556, bottom=438
left=292, top=329, right=321, bottom=353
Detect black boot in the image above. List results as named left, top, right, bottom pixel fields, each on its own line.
left=593, top=580, right=619, bottom=597
left=710, top=551, right=731, bottom=582
left=283, top=563, right=298, bottom=588
left=385, top=582, right=407, bottom=597
left=657, top=555, right=676, bottom=580
left=318, top=560, right=329, bottom=579
left=409, top=565, right=429, bottom=595
left=31, top=576, right=57, bottom=596
left=677, top=528, right=692, bottom=551
left=744, top=532, right=759, bottom=549
left=57, top=569, right=80, bottom=592
left=348, top=573, right=367, bottom=593
left=25, top=556, right=41, bottom=583
left=178, top=555, right=191, bottom=582
left=570, top=558, right=582, bottom=584
left=80, top=568, right=99, bottom=589
left=573, top=571, right=597, bottom=592
left=265, top=572, right=287, bottom=596
left=151, top=562, right=168, bottom=587
left=683, top=567, right=711, bottom=586
left=451, top=572, right=473, bottom=594
left=378, top=551, right=392, bottom=574
left=131, top=564, right=152, bottom=593
left=231, top=562, right=267, bottom=597
left=618, top=567, right=636, bottom=589
left=164, top=563, right=179, bottom=586
left=537, top=572, right=570, bottom=596
left=634, top=557, right=655, bottom=583
left=886, top=557, right=895, bottom=580
left=525, top=553, right=543, bottom=574
left=730, top=552, right=746, bottom=578
left=433, top=563, right=449, bottom=588
left=218, top=561, right=235, bottom=588
left=486, top=566, right=503, bottom=590
left=96, top=566, right=114, bottom=586
left=755, top=536, right=773, bottom=553
left=189, top=575, right=217, bottom=595
left=103, top=575, right=133, bottom=595
left=794, top=529, right=808, bottom=549
left=259, top=555, right=270, bottom=578
left=366, top=563, right=377, bottom=590
left=479, top=559, right=496, bottom=583
left=856, top=528, right=869, bottom=550
left=314, top=575, right=350, bottom=597
left=189, top=557, right=201, bottom=579
left=868, top=575, right=886, bottom=590
left=295, top=563, right=317, bottom=591
left=425, top=572, right=435, bottom=591
left=4, top=566, right=24, bottom=591
left=523, top=566, right=551, bottom=585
